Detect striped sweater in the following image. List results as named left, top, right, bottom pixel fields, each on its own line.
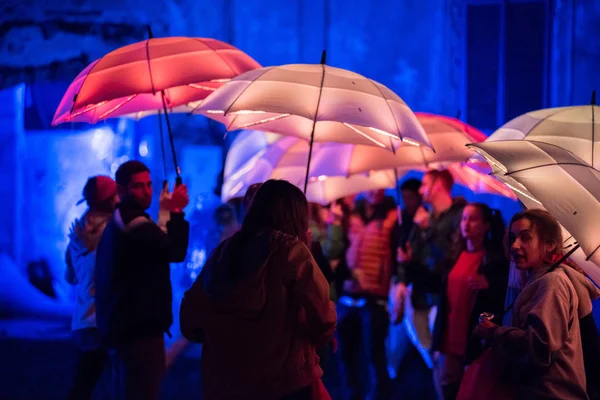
left=346, top=207, right=398, bottom=298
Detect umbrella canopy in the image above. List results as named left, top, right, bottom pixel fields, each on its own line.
left=468, top=140, right=600, bottom=273
left=477, top=103, right=600, bottom=167
left=222, top=130, right=515, bottom=203
left=52, top=37, right=261, bottom=125
left=225, top=112, right=485, bottom=181
left=193, top=63, right=432, bottom=151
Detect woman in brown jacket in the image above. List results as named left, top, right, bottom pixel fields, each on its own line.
left=180, top=180, right=337, bottom=400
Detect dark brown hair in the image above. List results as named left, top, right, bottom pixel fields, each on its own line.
left=243, top=183, right=262, bottom=210
left=242, top=180, right=309, bottom=242
left=115, top=160, right=150, bottom=187
left=424, top=169, right=454, bottom=192
left=452, top=202, right=506, bottom=261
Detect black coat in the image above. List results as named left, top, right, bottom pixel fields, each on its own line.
left=431, top=250, right=510, bottom=363
left=95, top=200, right=189, bottom=346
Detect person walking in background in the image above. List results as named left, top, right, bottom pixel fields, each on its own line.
left=65, top=175, right=119, bottom=400
left=395, top=170, right=466, bottom=365
left=338, top=189, right=397, bottom=400
left=431, top=203, right=509, bottom=399
left=180, top=179, right=336, bottom=400
left=95, top=161, right=190, bottom=400
left=387, top=178, right=422, bottom=379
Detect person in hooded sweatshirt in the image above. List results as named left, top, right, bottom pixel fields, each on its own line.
left=65, top=175, right=119, bottom=400
left=180, top=179, right=337, bottom=400
left=95, top=161, right=190, bottom=400
left=474, top=209, right=600, bottom=400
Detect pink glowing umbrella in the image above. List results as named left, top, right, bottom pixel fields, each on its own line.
left=53, top=37, right=260, bottom=125
left=52, top=35, right=260, bottom=181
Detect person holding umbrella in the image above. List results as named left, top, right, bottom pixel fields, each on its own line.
left=95, top=161, right=190, bottom=400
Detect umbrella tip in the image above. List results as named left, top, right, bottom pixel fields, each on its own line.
left=146, top=25, right=154, bottom=39
left=591, top=90, right=596, bottom=105
left=320, top=50, right=327, bottom=65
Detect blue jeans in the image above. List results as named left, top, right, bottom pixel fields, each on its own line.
left=337, top=300, right=390, bottom=400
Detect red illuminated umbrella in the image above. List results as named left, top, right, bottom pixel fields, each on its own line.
left=52, top=33, right=260, bottom=181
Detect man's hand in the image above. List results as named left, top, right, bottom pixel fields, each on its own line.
left=473, top=319, right=498, bottom=340
left=170, top=184, right=189, bottom=212
left=413, top=206, right=430, bottom=230
left=159, top=181, right=173, bottom=212
left=389, top=282, right=407, bottom=324
left=397, top=242, right=413, bottom=263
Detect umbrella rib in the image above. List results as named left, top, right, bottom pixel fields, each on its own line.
left=367, top=78, right=404, bottom=143
left=586, top=243, right=600, bottom=262
left=193, top=38, right=239, bottom=77
left=223, top=67, right=275, bottom=116
left=504, top=161, right=589, bottom=176
left=70, top=60, right=102, bottom=112
left=524, top=107, right=574, bottom=138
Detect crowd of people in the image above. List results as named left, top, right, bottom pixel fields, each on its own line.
left=63, top=160, right=600, bottom=400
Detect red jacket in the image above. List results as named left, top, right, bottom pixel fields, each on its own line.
left=180, top=230, right=336, bottom=400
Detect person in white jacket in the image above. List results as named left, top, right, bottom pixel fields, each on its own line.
left=65, top=175, right=119, bottom=400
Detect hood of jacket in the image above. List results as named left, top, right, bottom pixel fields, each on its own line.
left=560, top=265, right=600, bottom=318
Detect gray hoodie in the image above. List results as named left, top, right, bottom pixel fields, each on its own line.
left=493, top=264, right=600, bottom=400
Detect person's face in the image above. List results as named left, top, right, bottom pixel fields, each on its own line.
left=419, top=174, right=435, bottom=204
left=124, top=172, right=153, bottom=210
left=342, top=195, right=356, bottom=209
left=364, top=189, right=385, bottom=206
left=460, top=205, right=489, bottom=242
left=401, top=189, right=421, bottom=215
left=508, top=218, right=554, bottom=270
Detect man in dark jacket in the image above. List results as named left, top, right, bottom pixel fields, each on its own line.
left=394, top=169, right=465, bottom=394
left=95, top=161, right=190, bottom=400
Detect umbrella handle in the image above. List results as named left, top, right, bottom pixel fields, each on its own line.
left=175, top=176, right=183, bottom=188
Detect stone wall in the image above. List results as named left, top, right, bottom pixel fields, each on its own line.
left=1, top=0, right=463, bottom=116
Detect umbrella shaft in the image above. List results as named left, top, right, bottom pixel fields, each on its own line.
left=160, top=91, right=181, bottom=178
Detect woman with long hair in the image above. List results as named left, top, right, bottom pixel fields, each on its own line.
left=179, top=180, right=336, bottom=400
left=473, top=209, right=599, bottom=399
left=432, top=202, right=510, bottom=399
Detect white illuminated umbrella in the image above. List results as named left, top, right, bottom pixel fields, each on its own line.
left=194, top=52, right=432, bottom=191
left=222, top=131, right=515, bottom=204
left=223, top=112, right=492, bottom=188
left=468, top=140, right=600, bottom=283
left=477, top=94, right=600, bottom=167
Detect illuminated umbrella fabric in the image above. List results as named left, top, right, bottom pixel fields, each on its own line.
left=476, top=95, right=599, bottom=167
left=223, top=129, right=514, bottom=200
left=223, top=162, right=512, bottom=205
left=222, top=142, right=514, bottom=204
left=468, top=140, right=600, bottom=273
left=194, top=55, right=431, bottom=191
left=224, top=112, right=484, bottom=182
left=193, top=63, right=431, bottom=149
left=53, top=37, right=261, bottom=125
